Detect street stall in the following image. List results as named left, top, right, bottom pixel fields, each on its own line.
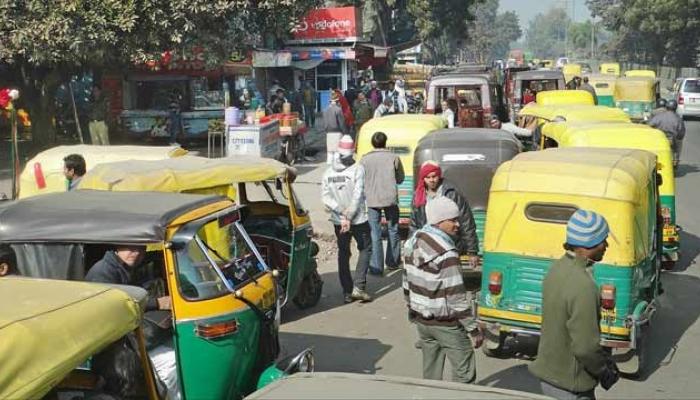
left=116, top=47, right=254, bottom=142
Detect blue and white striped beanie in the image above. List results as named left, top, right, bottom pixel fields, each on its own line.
left=566, top=209, right=609, bottom=248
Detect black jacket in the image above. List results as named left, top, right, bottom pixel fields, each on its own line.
left=409, top=180, right=479, bottom=255
left=86, top=251, right=158, bottom=310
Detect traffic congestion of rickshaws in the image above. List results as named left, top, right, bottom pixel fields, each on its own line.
left=1, top=58, right=686, bottom=399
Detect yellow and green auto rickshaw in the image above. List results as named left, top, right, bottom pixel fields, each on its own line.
left=78, top=155, right=323, bottom=309
left=18, top=144, right=187, bottom=199
left=535, top=90, right=594, bottom=106
left=357, top=114, right=445, bottom=228
left=478, top=147, right=662, bottom=377
left=0, top=190, right=313, bottom=399
left=517, top=103, right=629, bottom=150
left=600, top=62, right=621, bottom=76
left=614, top=77, right=658, bottom=121
left=539, top=121, right=679, bottom=267
left=584, top=73, right=618, bottom=106
left=562, top=63, right=582, bottom=83
left=625, top=69, right=656, bottom=79
left=0, top=278, right=160, bottom=400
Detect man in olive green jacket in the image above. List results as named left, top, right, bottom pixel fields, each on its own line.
left=529, top=209, right=618, bottom=399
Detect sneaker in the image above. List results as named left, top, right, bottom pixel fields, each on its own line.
left=351, top=287, right=373, bottom=302
left=343, top=293, right=354, bottom=304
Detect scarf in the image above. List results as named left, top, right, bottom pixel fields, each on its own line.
left=413, top=161, right=442, bottom=207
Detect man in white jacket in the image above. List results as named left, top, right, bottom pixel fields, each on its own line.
left=321, top=135, right=373, bottom=303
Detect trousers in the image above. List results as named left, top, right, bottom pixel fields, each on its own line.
left=334, top=222, right=371, bottom=294
left=367, top=206, right=401, bottom=273
left=89, top=120, right=110, bottom=145
left=416, top=323, right=476, bottom=384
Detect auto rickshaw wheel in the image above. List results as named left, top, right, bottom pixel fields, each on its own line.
left=481, top=332, right=507, bottom=358
left=292, top=268, right=323, bottom=309
left=616, top=323, right=649, bottom=380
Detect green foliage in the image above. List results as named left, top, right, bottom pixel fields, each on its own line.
left=526, top=7, right=570, bottom=59
left=407, top=0, right=477, bottom=63
left=587, top=0, right=700, bottom=66
left=466, top=0, right=522, bottom=62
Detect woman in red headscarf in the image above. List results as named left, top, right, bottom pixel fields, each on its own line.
left=409, top=161, right=480, bottom=266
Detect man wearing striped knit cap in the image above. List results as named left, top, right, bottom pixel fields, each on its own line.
left=530, top=209, right=619, bottom=399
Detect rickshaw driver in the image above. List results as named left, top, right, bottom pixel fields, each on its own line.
left=649, top=99, right=686, bottom=168
left=410, top=161, right=479, bottom=268
left=86, top=245, right=172, bottom=311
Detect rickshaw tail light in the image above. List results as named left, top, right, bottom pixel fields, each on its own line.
left=195, top=320, right=238, bottom=339
left=600, top=285, right=616, bottom=310
left=488, top=272, right=502, bottom=295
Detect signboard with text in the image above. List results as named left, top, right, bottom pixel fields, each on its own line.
left=289, top=7, right=360, bottom=44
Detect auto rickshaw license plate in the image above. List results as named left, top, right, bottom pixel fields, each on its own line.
left=663, top=226, right=676, bottom=238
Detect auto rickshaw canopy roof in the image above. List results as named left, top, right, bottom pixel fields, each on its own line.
left=491, top=147, right=655, bottom=203
left=514, top=70, right=564, bottom=80
left=519, top=104, right=630, bottom=122
left=0, top=190, right=231, bottom=244
left=78, top=155, right=292, bottom=192
left=357, top=114, right=445, bottom=157
left=0, top=278, right=143, bottom=400
left=624, top=69, right=656, bottom=79
left=614, top=77, right=656, bottom=101
left=599, top=62, right=621, bottom=76
left=535, top=90, right=594, bottom=105
left=19, top=144, right=188, bottom=199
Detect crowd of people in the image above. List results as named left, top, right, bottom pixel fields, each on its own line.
left=320, top=129, right=621, bottom=398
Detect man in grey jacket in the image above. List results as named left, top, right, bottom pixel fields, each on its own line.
left=321, top=135, right=372, bottom=303
left=649, top=99, right=685, bottom=168
left=323, top=92, right=349, bottom=164
left=361, top=131, right=405, bottom=275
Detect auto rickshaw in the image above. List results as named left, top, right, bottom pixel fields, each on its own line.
left=539, top=121, right=679, bottom=267
left=0, top=190, right=313, bottom=399
left=478, top=148, right=662, bottom=377
left=614, top=77, right=658, bottom=121
left=357, top=114, right=445, bottom=228
left=625, top=69, right=656, bottom=79
left=562, top=63, right=582, bottom=83
left=518, top=103, right=630, bottom=150
left=0, top=278, right=160, bottom=400
left=244, top=372, right=551, bottom=400
left=413, top=128, right=521, bottom=261
left=18, top=144, right=187, bottom=199
left=584, top=73, right=618, bottom=106
left=508, top=70, right=566, bottom=121
left=600, top=62, right=621, bottom=76
left=540, top=59, right=554, bottom=68
left=535, top=90, right=594, bottom=106
left=78, top=155, right=323, bottom=309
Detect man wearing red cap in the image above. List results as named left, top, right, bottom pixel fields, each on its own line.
left=410, top=161, right=479, bottom=267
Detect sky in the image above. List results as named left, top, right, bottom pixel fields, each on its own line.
left=499, top=0, right=593, bottom=26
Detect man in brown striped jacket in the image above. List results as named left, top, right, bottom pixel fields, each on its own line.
left=403, top=196, right=483, bottom=383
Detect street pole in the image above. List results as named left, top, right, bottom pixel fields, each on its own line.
left=10, top=107, right=19, bottom=199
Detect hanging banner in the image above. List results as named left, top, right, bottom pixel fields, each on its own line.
left=288, top=7, right=360, bottom=44
left=290, top=48, right=356, bottom=61
left=252, top=51, right=292, bottom=67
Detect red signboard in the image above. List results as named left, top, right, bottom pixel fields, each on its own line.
left=291, top=7, right=359, bottom=43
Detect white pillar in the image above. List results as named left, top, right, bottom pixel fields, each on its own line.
left=341, top=59, right=348, bottom=91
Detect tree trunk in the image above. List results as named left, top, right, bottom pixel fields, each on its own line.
left=16, top=66, right=69, bottom=146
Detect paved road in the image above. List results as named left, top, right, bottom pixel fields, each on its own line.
left=280, top=121, right=700, bottom=399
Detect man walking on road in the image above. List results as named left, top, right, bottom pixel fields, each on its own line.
left=88, top=84, right=110, bottom=145
left=403, top=196, right=483, bottom=384
left=649, top=99, right=685, bottom=169
left=321, top=135, right=373, bottom=304
left=580, top=76, right=598, bottom=105
left=530, top=209, right=619, bottom=400
left=323, top=92, right=349, bottom=164
left=361, top=132, right=404, bottom=275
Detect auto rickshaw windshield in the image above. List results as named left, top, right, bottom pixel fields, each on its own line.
left=173, top=209, right=267, bottom=301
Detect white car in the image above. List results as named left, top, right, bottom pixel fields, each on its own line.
left=673, top=77, right=700, bottom=119
left=555, top=57, right=569, bottom=68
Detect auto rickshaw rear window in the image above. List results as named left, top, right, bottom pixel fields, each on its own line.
left=683, top=80, right=700, bottom=93
left=388, top=146, right=411, bottom=154
left=595, top=83, right=610, bottom=89
left=525, top=203, right=578, bottom=223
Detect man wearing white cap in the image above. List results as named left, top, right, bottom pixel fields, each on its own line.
left=403, top=196, right=483, bottom=384
left=321, top=135, right=372, bottom=303
left=530, top=209, right=619, bottom=399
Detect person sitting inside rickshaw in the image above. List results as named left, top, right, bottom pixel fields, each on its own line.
left=0, top=245, right=17, bottom=277
left=87, top=246, right=178, bottom=398
left=441, top=99, right=456, bottom=128
left=409, top=161, right=479, bottom=268
left=523, top=82, right=537, bottom=105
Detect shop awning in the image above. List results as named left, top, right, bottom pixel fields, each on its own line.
left=253, top=50, right=292, bottom=67
left=291, top=59, right=326, bottom=70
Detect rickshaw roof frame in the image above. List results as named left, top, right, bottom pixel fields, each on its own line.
left=518, top=104, right=630, bottom=122
left=0, top=277, right=142, bottom=400
left=78, top=155, right=292, bottom=192
left=491, top=147, right=656, bottom=204
left=535, top=90, right=595, bottom=106
left=0, top=190, right=233, bottom=244
left=358, top=114, right=445, bottom=142
left=418, top=128, right=522, bottom=147
left=543, top=121, right=671, bottom=151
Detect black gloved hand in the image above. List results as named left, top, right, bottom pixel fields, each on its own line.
left=600, top=358, right=620, bottom=390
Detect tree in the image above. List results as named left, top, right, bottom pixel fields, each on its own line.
left=587, top=0, right=700, bottom=66
left=465, top=0, right=522, bottom=63
left=525, top=8, right=570, bottom=59
left=0, top=0, right=320, bottom=144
